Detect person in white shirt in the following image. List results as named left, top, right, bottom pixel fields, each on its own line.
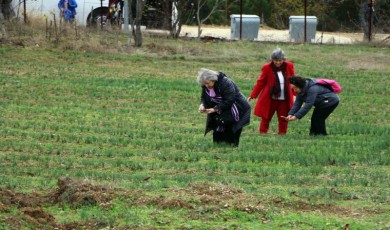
left=247, top=48, right=295, bottom=135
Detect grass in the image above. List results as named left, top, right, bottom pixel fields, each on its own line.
left=0, top=24, right=389, bottom=229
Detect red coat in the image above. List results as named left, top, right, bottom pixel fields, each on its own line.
left=249, top=61, right=295, bottom=119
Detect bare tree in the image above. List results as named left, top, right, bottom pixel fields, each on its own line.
left=0, top=9, right=7, bottom=43
left=1, top=0, right=13, bottom=19
left=0, top=0, right=13, bottom=43
left=127, top=0, right=145, bottom=47
left=195, top=0, right=224, bottom=38
left=170, top=0, right=186, bottom=38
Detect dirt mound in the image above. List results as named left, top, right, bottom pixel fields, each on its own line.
left=21, top=207, right=56, bottom=225
left=130, top=181, right=252, bottom=212
left=48, top=177, right=121, bottom=208
left=190, top=181, right=244, bottom=197
left=1, top=179, right=383, bottom=228
left=189, top=181, right=245, bottom=205
left=0, top=177, right=125, bottom=229
left=0, top=188, right=44, bottom=210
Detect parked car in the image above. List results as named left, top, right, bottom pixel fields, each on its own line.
left=12, top=0, right=170, bottom=28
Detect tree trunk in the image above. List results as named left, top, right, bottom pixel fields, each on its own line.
left=170, top=0, right=184, bottom=39
left=127, top=0, right=133, bottom=46
left=0, top=13, right=7, bottom=43
left=161, top=0, right=171, bottom=30
left=134, top=0, right=144, bottom=47
left=127, top=0, right=144, bottom=47
left=0, top=0, right=11, bottom=43
left=196, top=0, right=221, bottom=38
left=3, top=0, right=14, bottom=19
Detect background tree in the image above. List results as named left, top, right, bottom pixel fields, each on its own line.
left=375, top=0, right=390, bottom=33
left=169, top=0, right=190, bottom=38
left=195, top=0, right=224, bottom=38
left=0, top=0, right=13, bottom=43
left=208, top=0, right=389, bottom=34
left=268, top=0, right=303, bottom=29
left=244, top=0, right=271, bottom=25
left=1, top=0, right=13, bottom=19
left=128, top=0, right=145, bottom=47
left=0, top=4, right=8, bottom=43
left=320, top=0, right=360, bottom=32
left=163, top=0, right=201, bottom=39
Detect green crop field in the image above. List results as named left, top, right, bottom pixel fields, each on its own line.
left=0, top=34, right=389, bottom=229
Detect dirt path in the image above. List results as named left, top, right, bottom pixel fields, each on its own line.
left=179, top=25, right=389, bottom=44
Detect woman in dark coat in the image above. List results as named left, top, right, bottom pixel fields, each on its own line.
left=282, top=76, right=340, bottom=136
left=197, top=68, right=251, bottom=147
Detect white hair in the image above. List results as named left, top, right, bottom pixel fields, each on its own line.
left=271, top=48, right=286, bottom=60
left=197, top=68, right=219, bottom=85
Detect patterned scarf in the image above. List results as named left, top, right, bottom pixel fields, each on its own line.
left=270, top=62, right=288, bottom=99
left=206, top=88, right=240, bottom=132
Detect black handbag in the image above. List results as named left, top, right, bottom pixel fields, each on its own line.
left=214, top=110, right=235, bottom=126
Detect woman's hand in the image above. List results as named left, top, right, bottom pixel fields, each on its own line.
left=281, top=115, right=298, bottom=121
left=198, top=104, right=206, bottom=113
left=204, top=108, right=216, bottom=114
left=199, top=104, right=216, bottom=114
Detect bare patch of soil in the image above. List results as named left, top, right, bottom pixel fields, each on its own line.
left=129, top=181, right=262, bottom=216
left=0, top=189, right=45, bottom=209
left=21, top=207, right=56, bottom=225
left=144, top=41, right=211, bottom=56
left=347, top=54, right=390, bottom=70
left=271, top=195, right=378, bottom=219
left=0, top=178, right=388, bottom=229
left=48, top=177, right=122, bottom=208
left=0, top=177, right=125, bottom=229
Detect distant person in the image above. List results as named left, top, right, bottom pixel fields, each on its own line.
left=58, top=0, right=78, bottom=22
left=282, top=76, right=339, bottom=136
left=247, top=48, right=295, bottom=135
left=197, top=68, right=251, bottom=147
left=360, top=0, right=378, bottom=41
left=108, top=0, right=124, bottom=22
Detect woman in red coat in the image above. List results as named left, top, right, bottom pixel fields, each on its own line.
left=247, top=48, right=295, bottom=134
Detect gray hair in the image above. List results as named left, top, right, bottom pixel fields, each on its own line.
left=271, top=48, right=286, bottom=60
left=197, top=68, right=219, bottom=85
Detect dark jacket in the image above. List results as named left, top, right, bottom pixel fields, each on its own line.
left=288, top=79, right=339, bottom=119
left=201, top=72, right=251, bottom=134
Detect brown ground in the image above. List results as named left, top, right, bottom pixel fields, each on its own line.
left=178, top=25, right=390, bottom=45
left=1, top=177, right=387, bottom=229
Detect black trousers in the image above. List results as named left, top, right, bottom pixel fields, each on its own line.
left=310, top=101, right=339, bottom=136
left=213, top=127, right=243, bottom=147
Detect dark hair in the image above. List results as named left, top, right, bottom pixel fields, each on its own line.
left=289, top=76, right=306, bottom=89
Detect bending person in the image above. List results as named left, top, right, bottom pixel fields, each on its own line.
left=282, top=76, right=339, bottom=136
left=197, top=68, right=250, bottom=147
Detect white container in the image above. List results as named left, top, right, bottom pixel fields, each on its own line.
left=230, top=14, right=260, bottom=40
left=289, top=16, right=318, bottom=43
